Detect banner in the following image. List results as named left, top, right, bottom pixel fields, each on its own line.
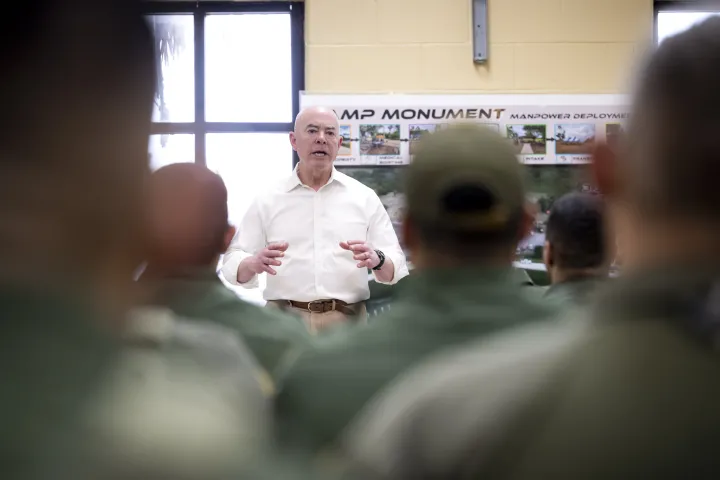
left=300, top=94, right=630, bottom=166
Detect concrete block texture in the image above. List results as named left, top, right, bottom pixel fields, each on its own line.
left=305, top=0, right=652, bottom=93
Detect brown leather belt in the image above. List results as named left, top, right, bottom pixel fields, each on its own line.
left=286, top=299, right=355, bottom=315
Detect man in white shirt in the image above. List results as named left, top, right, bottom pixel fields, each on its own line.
left=221, top=106, right=408, bottom=332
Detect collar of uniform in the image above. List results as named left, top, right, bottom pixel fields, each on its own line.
left=545, top=275, right=605, bottom=303
left=396, top=266, right=518, bottom=302
left=589, top=261, right=720, bottom=320
left=284, top=165, right=346, bottom=192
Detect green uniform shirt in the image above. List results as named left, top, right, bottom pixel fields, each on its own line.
left=543, top=275, right=606, bottom=306
left=140, top=269, right=314, bottom=377
left=341, top=263, right=720, bottom=480
left=275, top=267, right=558, bottom=453
left=0, top=286, right=119, bottom=479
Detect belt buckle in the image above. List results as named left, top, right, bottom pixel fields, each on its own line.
left=307, top=300, right=324, bottom=313
left=307, top=300, right=336, bottom=313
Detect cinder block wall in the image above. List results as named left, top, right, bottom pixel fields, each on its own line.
left=305, top=0, right=653, bottom=93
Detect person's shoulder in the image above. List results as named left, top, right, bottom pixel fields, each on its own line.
left=341, top=317, right=591, bottom=477
left=81, top=308, right=275, bottom=478
left=204, top=282, right=310, bottom=331
left=278, top=320, right=392, bottom=380
left=125, top=306, right=274, bottom=394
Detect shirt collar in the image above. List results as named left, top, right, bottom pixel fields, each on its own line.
left=284, top=165, right=347, bottom=192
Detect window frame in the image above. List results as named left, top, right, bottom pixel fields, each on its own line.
left=654, top=1, right=720, bottom=44
left=143, top=1, right=305, bottom=166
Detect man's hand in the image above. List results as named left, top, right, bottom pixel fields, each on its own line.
left=340, top=240, right=379, bottom=269
left=246, top=241, right=289, bottom=276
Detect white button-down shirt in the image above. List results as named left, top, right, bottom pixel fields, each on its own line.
left=221, top=167, right=409, bottom=304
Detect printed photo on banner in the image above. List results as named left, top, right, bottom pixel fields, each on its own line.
left=555, top=124, right=595, bottom=163
left=507, top=124, right=547, bottom=163
left=339, top=125, right=353, bottom=156
left=360, top=124, right=401, bottom=156
left=555, top=124, right=595, bottom=155
left=605, top=123, right=624, bottom=148
left=409, top=124, right=437, bottom=155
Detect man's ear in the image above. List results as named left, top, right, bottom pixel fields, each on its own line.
left=543, top=240, right=553, bottom=268
left=402, top=214, right=416, bottom=253
left=222, top=226, right=236, bottom=253
left=517, top=202, right=535, bottom=242
left=289, top=131, right=298, bottom=152
left=592, top=142, right=617, bottom=196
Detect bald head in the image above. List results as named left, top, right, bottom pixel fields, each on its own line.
left=290, top=107, right=343, bottom=169
left=148, top=164, right=233, bottom=269
left=294, top=107, right=339, bottom=133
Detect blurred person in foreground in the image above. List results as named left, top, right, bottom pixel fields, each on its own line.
left=0, top=1, right=270, bottom=478
left=275, top=124, right=558, bottom=455
left=543, top=192, right=610, bottom=305
left=139, top=163, right=314, bottom=378
left=336, top=17, right=720, bottom=480
left=221, top=106, right=408, bottom=332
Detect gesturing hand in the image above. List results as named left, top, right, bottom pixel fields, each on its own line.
left=340, top=240, right=380, bottom=269
left=248, top=241, right=289, bottom=275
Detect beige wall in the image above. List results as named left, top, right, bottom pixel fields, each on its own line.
left=305, top=0, right=653, bottom=93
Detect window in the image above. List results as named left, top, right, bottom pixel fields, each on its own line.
left=205, top=133, right=292, bottom=225
left=655, top=2, right=720, bottom=44
left=205, top=14, right=293, bottom=123
left=149, top=134, right=195, bottom=171
left=144, top=2, right=303, bottom=299
left=206, top=133, right=292, bottom=304
left=144, top=2, right=304, bottom=165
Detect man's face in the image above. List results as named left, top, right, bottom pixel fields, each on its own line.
left=290, top=109, right=343, bottom=168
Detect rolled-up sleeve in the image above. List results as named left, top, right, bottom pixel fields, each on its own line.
left=221, top=199, right=266, bottom=288
left=367, top=195, right=409, bottom=285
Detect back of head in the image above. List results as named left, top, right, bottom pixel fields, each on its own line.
left=405, top=124, right=527, bottom=263
left=621, top=17, right=720, bottom=223
left=148, top=164, right=230, bottom=269
left=546, top=192, right=607, bottom=271
left=0, top=0, right=155, bottom=294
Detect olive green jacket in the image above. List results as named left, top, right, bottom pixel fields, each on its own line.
left=341, top=264, right=720, bottom=480
left=0, top=287, right=118, bottom=479
left=0, top=285, right=299, bottom=480
left=140, top=269, right=314, bottom=377
left=275, top=267, right=558, bottom=453
left=544, top=275, right=606, bottom=307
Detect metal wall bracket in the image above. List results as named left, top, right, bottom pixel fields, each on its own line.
left=472, top=0, right=488, bottom=64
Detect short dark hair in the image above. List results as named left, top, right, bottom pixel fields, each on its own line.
left=0, top=0, right=156, bottom=271
left=622, top=16, right=720, bottom=220
left=546, top=193, right=606, bottom=270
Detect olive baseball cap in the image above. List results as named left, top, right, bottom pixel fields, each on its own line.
left=406, top=123, right=526, bottom=232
